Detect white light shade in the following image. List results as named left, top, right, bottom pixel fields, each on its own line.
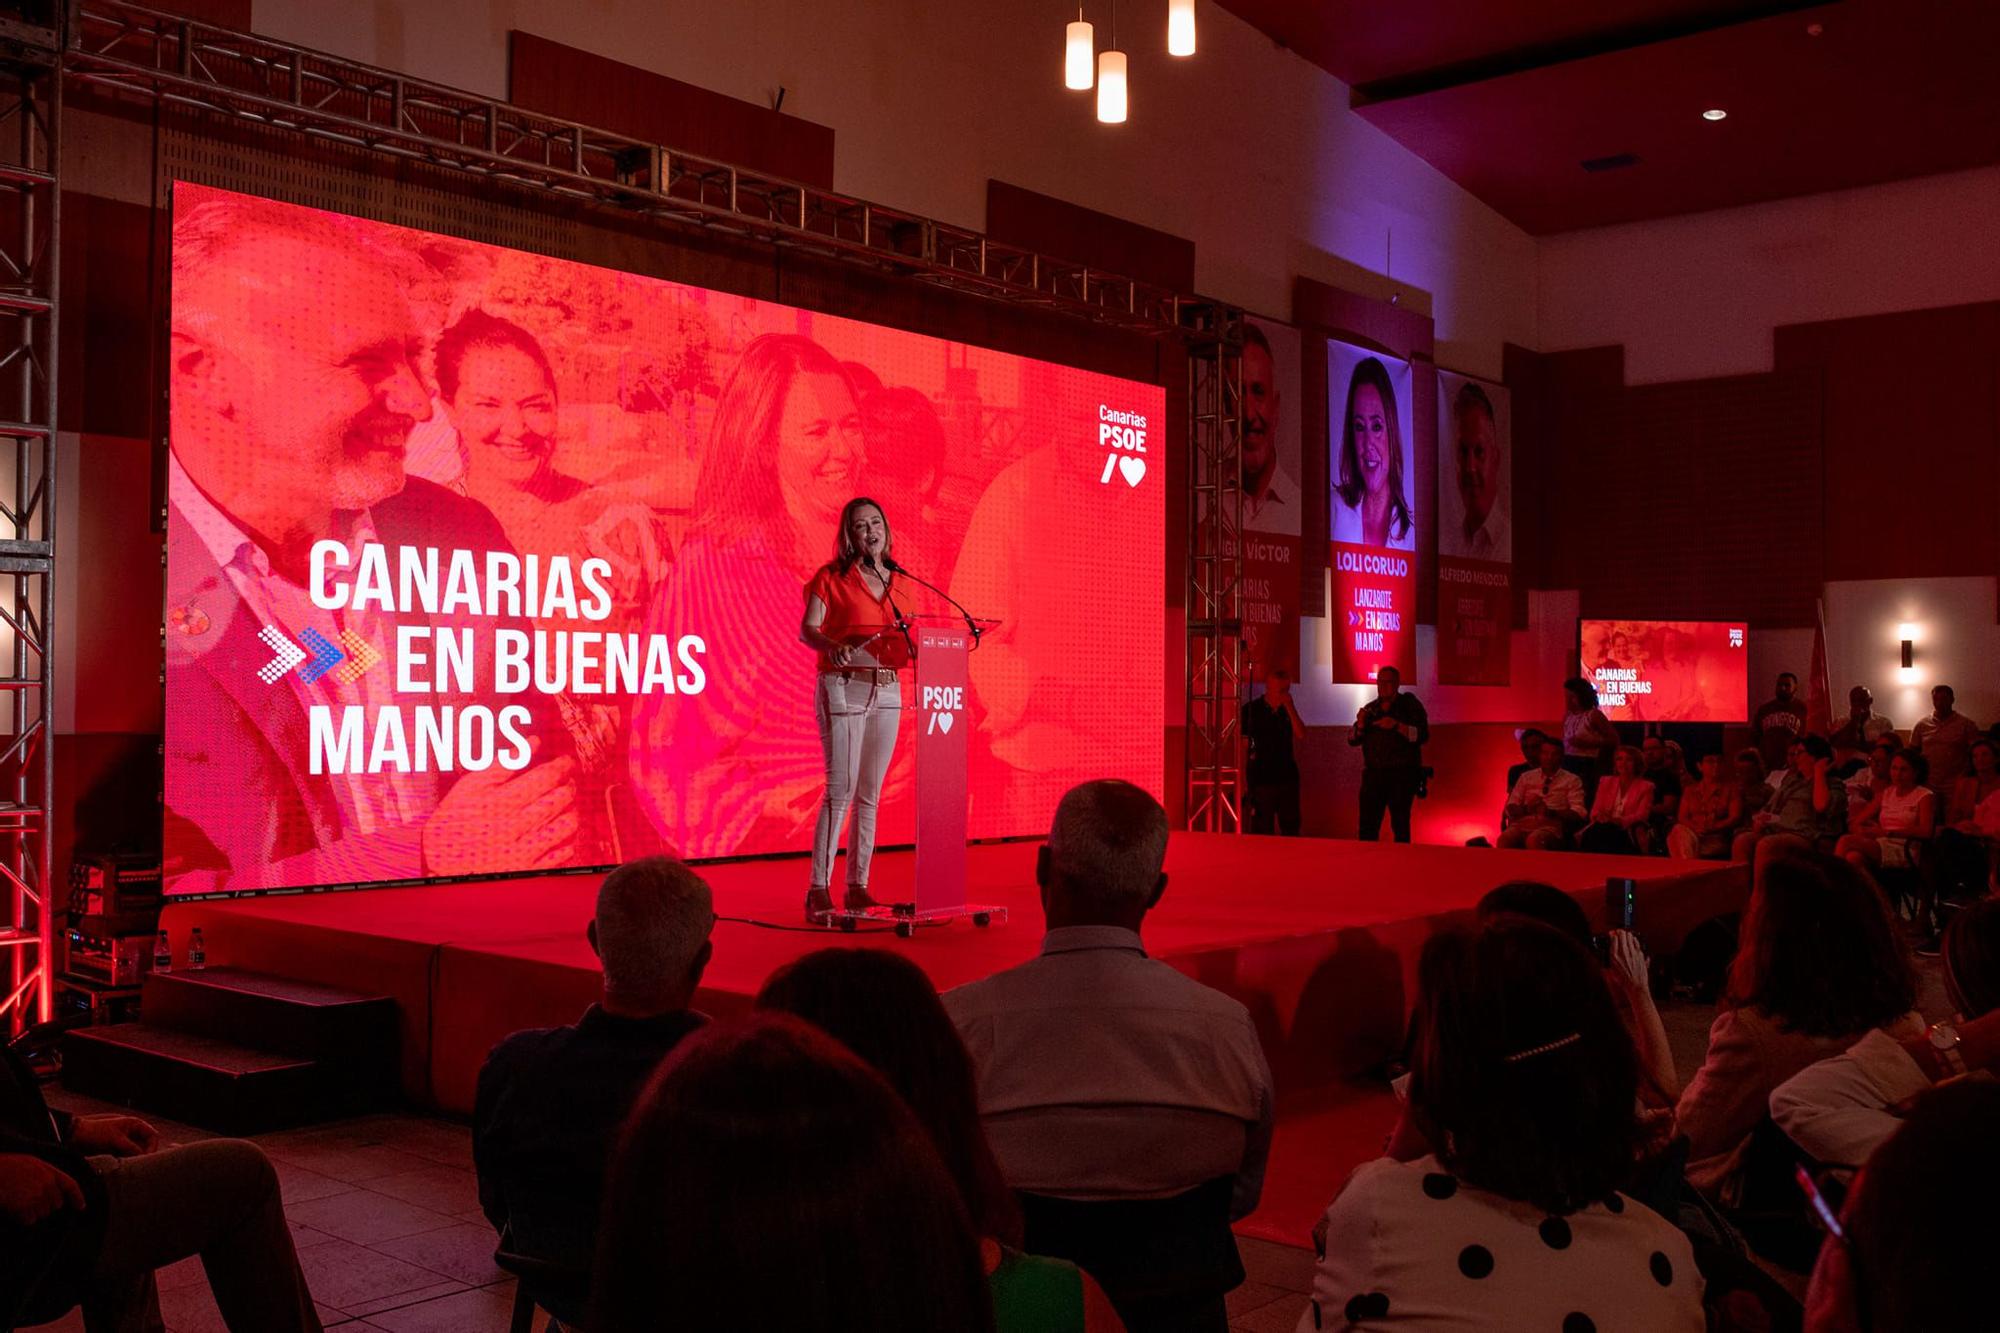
left=1168, top=0, right=1196, bottom=57
left=1065, top=20, right=1095, bottom=90
left=1096, top=49, right=1128, bottom=122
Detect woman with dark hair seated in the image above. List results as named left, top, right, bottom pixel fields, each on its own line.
left=591, top=1014, right=994, bottom=1333
left=1475, top=881, right=1679, bottom=1101
left=1834, top=747, right=1936, bottom=873
left=1802, top=1080, right=2000, bottom=1332
left=755, top=949, right=1123, bottom=1333
left=1301, top=917, right=1703, bottom=1332
left=1674, top=852, right=1918, bottom=1205
left=1774, top=895, right=2000, bottom=1173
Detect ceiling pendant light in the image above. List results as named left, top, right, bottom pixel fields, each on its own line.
left=1167, top=0, right=1196, bottom=57
left=1064, top=7, right=1095, bottom=91
left=1097, top=3, right=1126, bottom=122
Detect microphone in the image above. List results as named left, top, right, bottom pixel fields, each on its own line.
left=881, top=556, right=987, bottom=646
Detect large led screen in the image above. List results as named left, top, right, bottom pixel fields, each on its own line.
left=164, top=183, right=1165, bottom=895
left=1579, top=619, right=1749, bottom=723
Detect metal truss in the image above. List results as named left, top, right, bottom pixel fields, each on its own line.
left=1183, top=306, right=1245, bottom=832
left=59, top=0, right=1253, bottom=843
left=67, top=1, right=1195, bottom=334
left=0, top=0, right=60, bottom=1034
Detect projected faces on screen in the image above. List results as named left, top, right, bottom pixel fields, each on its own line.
left=1580, top=620, right=1749, bottom=723
left=162, top=184, right=1165, bottom=895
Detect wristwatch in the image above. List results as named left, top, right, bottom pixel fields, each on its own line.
left=1928, top=1020, right=1967, bottom=1078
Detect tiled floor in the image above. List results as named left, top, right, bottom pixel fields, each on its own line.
left=23, top=1098, right=518, bottom=1333
left=26, top=971, right=1942, bottom=1333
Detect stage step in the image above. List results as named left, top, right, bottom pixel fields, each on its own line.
left=59, top=967, right=400, bottom=1134
left=61, top=1024, right=329, bottom=1136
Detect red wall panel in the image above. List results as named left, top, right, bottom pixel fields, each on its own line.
left=508, top=32, right=836, bottom=189
left=985, top=180, right=1197, bottom=294
left=1777, top=302, right=2000, bottom=583
left=1518, top=301, right=1999, bottom=629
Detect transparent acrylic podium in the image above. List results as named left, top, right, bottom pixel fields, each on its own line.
left=826, top=618, right=1008, bottom=938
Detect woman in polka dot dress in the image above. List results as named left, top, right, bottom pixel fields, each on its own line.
left=1298, top=919, right=1703, bottom=1332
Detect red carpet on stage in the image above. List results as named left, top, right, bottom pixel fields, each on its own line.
left=163, top=834, right=1746, bottom=1245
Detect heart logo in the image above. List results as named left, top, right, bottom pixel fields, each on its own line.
left=936, top=711, right=954, bottom=733
left=1118, top=455, right=1146, bottom=487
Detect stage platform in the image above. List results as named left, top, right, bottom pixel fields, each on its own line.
left=161, top=834, right=1746, bottom=1245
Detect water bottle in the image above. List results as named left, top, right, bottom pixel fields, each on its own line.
left=153, top=930, right=171, bottom=973
left=188, top=928, right=207, bottom=970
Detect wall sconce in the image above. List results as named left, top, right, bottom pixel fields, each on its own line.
left=1897, top=622, right=1918, bottom=681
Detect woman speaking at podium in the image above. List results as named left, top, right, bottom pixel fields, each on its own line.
left=799, top=497, right=911, bottom=924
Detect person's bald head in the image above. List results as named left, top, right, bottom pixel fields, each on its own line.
left=1037, top=780, right=1169, bottom=931
left=589, top=857, right=716, bottom=1015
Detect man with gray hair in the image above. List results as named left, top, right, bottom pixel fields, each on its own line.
left=943, top=780, right=1274, bottom=1223
left=474, top=857, right=715, bottom=1285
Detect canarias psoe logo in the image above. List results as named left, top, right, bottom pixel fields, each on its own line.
left=1097, top=404, right=1148, bottom=487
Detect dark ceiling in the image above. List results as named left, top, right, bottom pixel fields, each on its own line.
left=1217, top=0, right=2000, bottom=233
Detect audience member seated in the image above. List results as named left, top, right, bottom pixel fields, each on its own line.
left=1910, top=683, right=1979, bottom=790
left=1668, top=752, right=1743, bottom=860
left=944, top=779, right=1273, bottom=1227
left=0, top=1042, right=319, bottom=1331
left=1733, top=747, right=1772, bottom=803
left=1503, top=729, right=1550, bottom=810
left=1497, top=741, right=1589, bottom=850
left=1560, top=677, right=1621, bottom=800
left=1731, top=736, right=1846, bottom=870
left=1580, top=745, right=1656, bottom=854
left=1801, top=1081, right=2000, bottom=1333
left=756, top=948, right=1125, bottom=1333
left=1640, top=735, right=1684, bottom=842
left=1674, top=852, right=1917, bottom=1204
left=1828, top=684, right=1895, bottom=765
left=1475, top=881, right=1680, bottom=1101
left=1933, top=736, right=2000, bottom=899
left=1771, top=896, right=2000, bottom=1173
left=1833, top=747, right=1936, bottom=875
left=592, top=1014, right=994, bottom=1333
left=474, top=856, right=714, bottom=1283
left=1841, top=736, right=1896, bottom=811
left=1301, top=917, right=1704, bottom=1333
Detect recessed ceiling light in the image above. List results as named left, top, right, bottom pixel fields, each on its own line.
left=1702, top=108, right=1728, bottom=121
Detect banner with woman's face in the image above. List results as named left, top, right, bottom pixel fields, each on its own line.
left=162, top=183, right=1165, bottom=894
left=1326, top=340, right=1416, bottom=684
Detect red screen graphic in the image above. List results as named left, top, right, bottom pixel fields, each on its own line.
left=1579, top=620, right=1749, bottom=723
left=163, top=184, right=1165, bottom=895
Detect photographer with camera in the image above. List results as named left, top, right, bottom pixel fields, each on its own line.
left=1349, top=665, right=1429, bottom=843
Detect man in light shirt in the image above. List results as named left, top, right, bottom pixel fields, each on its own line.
left=1496, top=740, right=1588, bottom=850
left=944, top=780, right=1274, bottom=1224
left=1912, top=684, right=1981, bottom=791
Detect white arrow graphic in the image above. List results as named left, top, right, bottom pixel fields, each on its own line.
left=257, top=625, right=306, bottom=684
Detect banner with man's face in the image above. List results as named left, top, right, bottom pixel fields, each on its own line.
left=1327, top=340, right=1415, bottom=684
left=1238, top=316, right=1302, bottom=679
left=162, top=183, right=1165, bottom=895
left=1436, top=370, right=1511, bottom=686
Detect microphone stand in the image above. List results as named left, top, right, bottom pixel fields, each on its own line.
left=883, top=557, right=990, bottom=649
left=874, top=557, right=918, bottom=663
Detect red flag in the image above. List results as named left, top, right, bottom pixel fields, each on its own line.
left=1806, top=598, right=1834, bottom=737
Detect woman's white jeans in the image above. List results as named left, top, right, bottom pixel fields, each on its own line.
left=811, top=671, right=902, bottom=890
